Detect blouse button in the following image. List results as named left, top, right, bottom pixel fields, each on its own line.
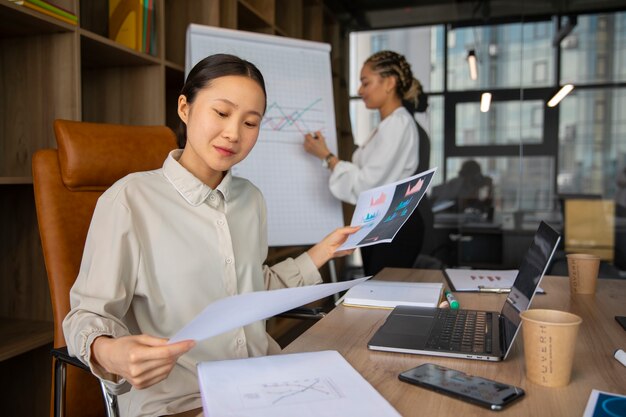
left=237, top=337, right=245, bottom=346
left=217, top=219, right=225, bottom=226
left=209, top=194, right=216, bottom=201
left=226, top=257, right=233, bottom=264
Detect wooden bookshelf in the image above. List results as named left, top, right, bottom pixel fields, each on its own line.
left=0, top=0, right=345, bottom=414
left=0, top=318, right=53, bottom=362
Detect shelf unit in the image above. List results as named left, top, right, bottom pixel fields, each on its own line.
left=0, top=0, right=346, bottom=415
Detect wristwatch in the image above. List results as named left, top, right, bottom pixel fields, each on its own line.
left=322, top=153, right=335, bottom=169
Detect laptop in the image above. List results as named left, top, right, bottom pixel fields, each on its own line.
left=368, top=221, right=561, bottom=361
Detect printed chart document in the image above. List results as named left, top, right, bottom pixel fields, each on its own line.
left=444, top=268, right=544, bottom=293
left=342, top=280, right=443, bottom=309
left=582, top=389, right=626, bottom=417
left=169, top=277, right=367, bottom=344
left=338, top=168, right=436, bottom=251
left=197, top=350, right=401, bottom=417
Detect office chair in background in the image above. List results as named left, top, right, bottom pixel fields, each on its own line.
left=33, top=120, right=178, bottom=417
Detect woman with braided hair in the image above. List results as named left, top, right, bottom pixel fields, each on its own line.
left=303, top=50, right=430, bottom=276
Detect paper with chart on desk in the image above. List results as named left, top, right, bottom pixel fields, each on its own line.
left=197, top=350, right=401, bottom=417
left=337, top=168, right=437, bottom=251
left=169, top=277, right=368, bottom=344
left=444, top=268, right=544, bottom=293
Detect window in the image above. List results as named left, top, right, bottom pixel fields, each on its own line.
left=455, top=100, right=544, bottom=146
left=348, top=11, right=626, bottom=217
left=447, top=21, right=555, bottom=90
left=558, top=87, right=626, bottom=196
left=561, top=12, right=626, bottom=83
left=533, top=61, right=547, bottom=83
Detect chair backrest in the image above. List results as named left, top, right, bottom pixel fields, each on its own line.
left=32, top=119, right=177, bottom=417
left=564, top=198, right=615, bottom=261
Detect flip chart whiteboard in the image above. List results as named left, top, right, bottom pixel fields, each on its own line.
left=186, top=24, right=344, bottom=246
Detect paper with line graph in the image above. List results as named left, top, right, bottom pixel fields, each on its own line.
left=197, top=350, right=400, bottom=417
left=337, top=168, right=437, bottom=250
left=186, top=25, right=343, bottom=246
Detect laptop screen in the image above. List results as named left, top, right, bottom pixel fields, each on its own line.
left=500, top=221, right=561, bottom=355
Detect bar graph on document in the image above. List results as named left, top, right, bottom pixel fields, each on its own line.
left=186, top=25, right=343, bottom=246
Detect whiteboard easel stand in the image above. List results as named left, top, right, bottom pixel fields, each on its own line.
left=328, top=259, right=339, bottom=302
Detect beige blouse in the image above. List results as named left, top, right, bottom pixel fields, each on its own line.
left=63, top=150, right=322, bottom=417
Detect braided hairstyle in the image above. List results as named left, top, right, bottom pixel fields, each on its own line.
left=364, top=50, right=428, bottom=114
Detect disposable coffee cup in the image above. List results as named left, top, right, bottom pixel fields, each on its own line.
left=520, top=309, right=582, bottom=387
left=566, top=253, right=600, bottom=294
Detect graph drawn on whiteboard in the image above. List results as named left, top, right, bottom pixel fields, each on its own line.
left=238, top=377, right=343, bottom=409
left=186, top=24, right=343, bottom=246
left=262, top=99, right=326, bottom=140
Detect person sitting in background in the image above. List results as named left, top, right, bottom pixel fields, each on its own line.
left=431, top=159, right=493, bottom=220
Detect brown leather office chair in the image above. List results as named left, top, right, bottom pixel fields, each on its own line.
left=32, top=119, right=177, bottom=417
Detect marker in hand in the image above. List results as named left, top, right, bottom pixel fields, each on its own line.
left=444, top=290, right=459, bottom=309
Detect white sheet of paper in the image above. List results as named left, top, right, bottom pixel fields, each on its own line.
left=338, top=168, right=436, bottom=251
left=445, top=269, right=519, bottom=291
left=197, top=350, right=401, bottom=417
left=169, top=277, right=368, bottom=344
left=444, top=268, right=545, bottom=294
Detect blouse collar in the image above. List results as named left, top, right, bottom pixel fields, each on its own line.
left=163, top=149, right=232, bottom=206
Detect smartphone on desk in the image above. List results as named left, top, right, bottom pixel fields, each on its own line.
left=399, top=363, right=525, bottom=411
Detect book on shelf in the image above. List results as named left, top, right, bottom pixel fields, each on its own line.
left=341, top=280, right=444, bottom=309
left=109, top=0, right=156, bottom=54
left=143, top=0, right=156, bottom=55
left=109, top=0, right=142, bottom=51
left=18, top=0, right=78, bottom=26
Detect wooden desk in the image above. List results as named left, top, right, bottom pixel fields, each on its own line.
left=284, top=268, right=626, bottom=416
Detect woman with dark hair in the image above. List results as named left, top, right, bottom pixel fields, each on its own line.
left=63, top=54, right=358, bottom=417
left=303, top=50, right=430, bottom=276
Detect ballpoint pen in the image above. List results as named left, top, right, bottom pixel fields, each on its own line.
left=477, top=286, right=511, bottom=294
left=444, top=290, right=459, bottom=309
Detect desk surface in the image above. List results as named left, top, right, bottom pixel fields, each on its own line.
left=284, top=268, right=626, bottom=416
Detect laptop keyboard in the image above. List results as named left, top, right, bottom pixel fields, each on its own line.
left=425, top=309, right=493, bottom=353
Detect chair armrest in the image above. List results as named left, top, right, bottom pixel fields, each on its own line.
left=278, top=307, right=326, bottom=320
left=52, top=346, right=90, bottom=372
left=52, top=346, right=120, bottom=417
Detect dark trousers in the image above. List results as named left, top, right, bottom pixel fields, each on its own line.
left=360, top=208, right=425, bottom=276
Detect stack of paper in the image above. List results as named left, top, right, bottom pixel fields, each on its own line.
left=198, top=350, right=401, bottom=417
left=342, top=280, right=443, bottom=309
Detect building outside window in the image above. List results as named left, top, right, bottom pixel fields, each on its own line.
left=349, top=11, right=626, bottom=219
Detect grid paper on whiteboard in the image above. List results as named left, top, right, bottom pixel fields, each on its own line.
left=186, top=24, right=343, bottom=246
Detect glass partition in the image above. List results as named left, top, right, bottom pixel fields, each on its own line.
left=348, top=11, right=626, bottom=273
